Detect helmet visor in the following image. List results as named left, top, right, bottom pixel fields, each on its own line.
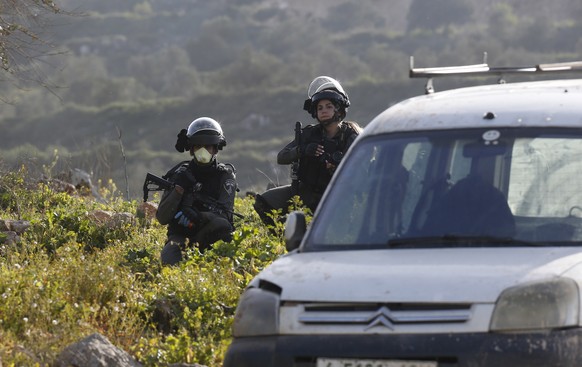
left=188, top=131, right=223, bottom=147
left=307, top=76, right=347, bottom=99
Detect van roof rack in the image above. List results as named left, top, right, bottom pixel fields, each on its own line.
left=410, top=52, right=582, bottom=94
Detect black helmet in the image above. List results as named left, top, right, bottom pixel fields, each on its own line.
left=303, top=76, right=350, bottom=119
left=175, top=117, right=227, bottom=153
left=187, top=117, right=226, bottom=148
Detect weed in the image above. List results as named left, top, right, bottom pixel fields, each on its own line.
left=0, top=167, right=305, bottom=366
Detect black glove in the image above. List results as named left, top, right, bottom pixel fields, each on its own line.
left=302, top=143, right=320, bottom=157
left=182, top=207, right=199, bottom=222
left=174, top=211, right=192, bottom=228
left=174, top=208, right=199, bottom=229
left=174, top=169, right=196, bottom=191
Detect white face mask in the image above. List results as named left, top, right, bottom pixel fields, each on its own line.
left=193, top=147, right=214, bottom=164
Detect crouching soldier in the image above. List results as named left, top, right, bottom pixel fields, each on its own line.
left=156, top=117, right=238, bottom=265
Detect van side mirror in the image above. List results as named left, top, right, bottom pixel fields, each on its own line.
left=284, top=211, right=306, bottom=252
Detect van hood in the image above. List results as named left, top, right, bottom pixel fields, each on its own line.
left=255, top=248, right=582, bottom=303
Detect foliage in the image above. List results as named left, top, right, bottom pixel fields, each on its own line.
left=0, top=2, right=580, bottom=364
left=407, top=0, right=475, bottom=32
left=0, top=1, right=60, bottom=69
left=0, top=165, right=295, bottom=366
left=1, top=0, right=582, bottom=197
left=323, top=2, right=386, bottom=32
left=0, top=0, right=71, bottom=103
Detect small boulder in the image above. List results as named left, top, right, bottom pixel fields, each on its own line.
left=0, top=231, right=19, bottom=245
left=54, top=333, right=142, bottom=367
left=8, top=220, right=31, bottom=234
left=89, top=210, right=114, bottom=225
left=136, top=202, right=158, bottom=220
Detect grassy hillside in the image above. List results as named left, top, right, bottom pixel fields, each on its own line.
left=1, top=0, right=581, bottom=197
left=0, top=79, right=417, bottom=198
left=0, top=165, right=301, bottom=366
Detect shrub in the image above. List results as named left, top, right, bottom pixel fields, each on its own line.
left=0, top=166, right=294, bottom=366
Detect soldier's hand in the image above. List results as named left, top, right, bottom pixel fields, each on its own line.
left=182, top=207, right=199, bottom=221
left=325, top=161, right=337, bottom=172
left=174, top=211, right=194, bottom=228
left=174, top=169, right=196, bottom=191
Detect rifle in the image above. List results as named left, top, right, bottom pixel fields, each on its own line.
left=143, top=172, right=173, bottom=202
left=291, top=121, right=302, bottom=194
left=193, top=193, right=244, bottom=219
left=142, top=172, right=244, bottom=219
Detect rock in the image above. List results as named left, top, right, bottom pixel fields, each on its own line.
left=0, top=231, right=19, bottom=245
left=0, top=220, right=29, bottom=246
left=110, top=212, right=135, bottom=228
left=89, top=210, right=136, bottom=229
left=54, top=168, right=106, bottom=203
left=45, top=178, right=77, bottom=195
left=71, top=168, right=107, bottom=203
left=136, top=202, right=157, bottom=220
left=8, top=220, right=31, bottom=234
left=69, top=168, right=94, bottom=190
left=89, top=210, right=114, bottom=224
left=54, top=333, right=142, bottom=367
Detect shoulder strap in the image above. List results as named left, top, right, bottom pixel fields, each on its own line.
left=162, top=160, right=190, bottom=180
left=218, top=162, right=237, bottom=177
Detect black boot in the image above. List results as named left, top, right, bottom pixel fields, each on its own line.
left=253, top=194, right=276, bottom=227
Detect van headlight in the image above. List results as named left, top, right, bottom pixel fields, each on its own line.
left=490, top=278, right=579, bottom=332
left=232, top=287, right=279, bottom=337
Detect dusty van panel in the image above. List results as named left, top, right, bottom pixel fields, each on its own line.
left=365, top=79, right=582, bottom=136
left=224, top=60, right=582, bottom=367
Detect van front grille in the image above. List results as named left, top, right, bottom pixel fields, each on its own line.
left=297, top=303, right=472, bottom=328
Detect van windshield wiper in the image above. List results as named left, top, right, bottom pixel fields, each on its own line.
left=387, top=235, right=543, bottom=248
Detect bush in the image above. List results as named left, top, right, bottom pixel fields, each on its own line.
left=0, top=166, right=293, bottom=366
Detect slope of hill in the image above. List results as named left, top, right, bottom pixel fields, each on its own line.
left=1, top=0, right=581, bottom=197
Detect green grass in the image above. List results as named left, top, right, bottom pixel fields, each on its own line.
left=0, top=165, right=301, bottom=366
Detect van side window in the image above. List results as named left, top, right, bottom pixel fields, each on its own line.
left=509, top=137, right=582, bottom=217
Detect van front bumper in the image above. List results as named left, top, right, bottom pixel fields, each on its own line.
left=223, top=329, right=582, bottom=367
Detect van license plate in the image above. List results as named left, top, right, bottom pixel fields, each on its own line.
left=316, top=358, right=437, bottom=367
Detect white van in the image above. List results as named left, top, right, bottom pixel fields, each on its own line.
left=224, top=59, right=582, bottom=367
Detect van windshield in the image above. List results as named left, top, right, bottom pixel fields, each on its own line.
left=308, top=128, right=582, bottom=249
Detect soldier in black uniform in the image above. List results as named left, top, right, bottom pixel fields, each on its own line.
left=156, top=117, right=238, bottom=265
left=254, top=76, right=361, bottom=226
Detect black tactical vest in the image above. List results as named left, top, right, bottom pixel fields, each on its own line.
left=298, top=122, right=359, bottom=192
